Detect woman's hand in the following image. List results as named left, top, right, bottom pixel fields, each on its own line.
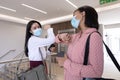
left=56, top=55, right=67, bottom=67
left=58, top=33, right=71, bottom=42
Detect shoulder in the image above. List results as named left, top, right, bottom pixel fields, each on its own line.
left=28, top=36, right=41, bottom=42
left=29, top=36, right=35, bottom=41
left=90, top=32, right=102, bottom=42
left=90, top=32, right=101, bottom=37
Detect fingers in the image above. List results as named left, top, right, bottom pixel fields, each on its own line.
left=59, top=33, right=71, bottom=42
left=65, top=33, right=71, bottom=41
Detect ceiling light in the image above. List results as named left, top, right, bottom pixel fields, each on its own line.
left=96, top=3, right=120, bottom=12
left=24, top=17, right=35, bottom=20
left=0, top=6, right=16, bottom=12
left=66, top=0, right=78, bottom=9
left=21, top=4, right=47, bottom=14
left=40, top=15, right=73, bottom=25
left=0, top=14, right=28, bottom=24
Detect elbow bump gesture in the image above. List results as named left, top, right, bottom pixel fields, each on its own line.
left=58, top=33, right=71, bottom=42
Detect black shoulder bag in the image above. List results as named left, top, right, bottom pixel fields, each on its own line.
left=83, top=31, right=120, bottom=80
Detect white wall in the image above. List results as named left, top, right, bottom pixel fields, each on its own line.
left=0, top=20, right=26, bottom=61
left=99, top=24, right=104, bottom=36
left=104, top=23, right=120, bottom=55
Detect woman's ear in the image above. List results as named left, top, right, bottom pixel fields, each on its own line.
left=30, top=30, right=33, bottom=34
left=82, top=11, right=85, bottom=16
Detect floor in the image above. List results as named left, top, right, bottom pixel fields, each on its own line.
left=49, top=55, right=120, bottom=80
left=47, top=63, right=64, bottom=80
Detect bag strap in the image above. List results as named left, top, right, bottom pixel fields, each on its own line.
left=38, top=47, right=46, bottom=66
left=83, top=31, right=120, bottom=72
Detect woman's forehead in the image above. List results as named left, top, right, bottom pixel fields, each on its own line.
left=73, top=10, right=80, bottom=15
left=32, top=23, right=39, bottom=27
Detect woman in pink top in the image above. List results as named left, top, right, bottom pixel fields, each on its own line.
left=56, top=6, right=103, bottom=80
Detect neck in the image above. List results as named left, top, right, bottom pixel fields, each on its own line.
left=80, top=24, right=89, bottom=33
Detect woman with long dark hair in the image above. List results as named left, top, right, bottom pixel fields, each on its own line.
left=56, top=6, right=103, bottom=80
left=24, top=20, right=55, bottom=69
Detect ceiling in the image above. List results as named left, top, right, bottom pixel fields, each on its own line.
left=0, top=0, right=120, bottom=25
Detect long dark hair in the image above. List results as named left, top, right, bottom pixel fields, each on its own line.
left=76, top=6, right=99, bottom=30
left=24, top=20, right=42, bottom=57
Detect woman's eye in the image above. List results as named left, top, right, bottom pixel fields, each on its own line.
left=33, top=27, right=37, bottom=30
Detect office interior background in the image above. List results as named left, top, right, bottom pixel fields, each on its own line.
left=0, top=0, right=120, bottom=80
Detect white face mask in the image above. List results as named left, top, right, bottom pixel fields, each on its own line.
left=33, top=28, right=42, bottom=37
left=71, top=16, right=80, bottom=29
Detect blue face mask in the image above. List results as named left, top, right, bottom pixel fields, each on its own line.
left=71, top=16, right=80, bottom=29
left=33, top=28, right=42, bottom=37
